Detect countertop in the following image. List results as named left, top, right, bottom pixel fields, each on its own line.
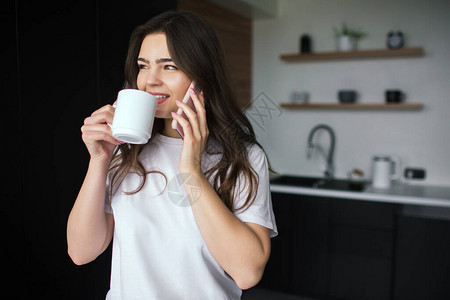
left=270, top=178, right=450, bottom=208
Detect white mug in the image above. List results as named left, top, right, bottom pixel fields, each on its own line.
left=111, top=89, right=157, bottom=144
left=291, top=91, right=309, bottom=103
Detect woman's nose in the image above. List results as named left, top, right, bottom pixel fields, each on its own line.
left=144, top=69, right=163, bottom=86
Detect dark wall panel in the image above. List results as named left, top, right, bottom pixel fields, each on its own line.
left=4, top=0, right=176, bottom=298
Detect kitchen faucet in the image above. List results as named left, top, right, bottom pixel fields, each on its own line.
left=307, top=124, right=336, bottom=180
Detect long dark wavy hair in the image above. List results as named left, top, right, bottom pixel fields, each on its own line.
left=109, top=10, right=275, bottom=212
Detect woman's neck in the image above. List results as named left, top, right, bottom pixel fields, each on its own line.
left=161, top=118, right=182, bottom=138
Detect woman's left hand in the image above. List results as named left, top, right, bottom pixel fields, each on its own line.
left=171, top=87, right=209, bottom=176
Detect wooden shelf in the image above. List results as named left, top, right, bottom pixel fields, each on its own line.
left=280, top=103, right=424, bottom=110
left=280, top=47, right=424, bottom=62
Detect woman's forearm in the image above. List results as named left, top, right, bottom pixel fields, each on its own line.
left=67, top=158, right=113, bottom=265
left=186, top=171, right=270, bottom=290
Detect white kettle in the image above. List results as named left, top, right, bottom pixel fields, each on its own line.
left=371, top=156, right=401, bottom=189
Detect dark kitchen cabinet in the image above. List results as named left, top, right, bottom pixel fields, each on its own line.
left=328, top=199, right=396, bottom=300
left=260, top=193, right=330, bottom=298
left=393, top=215, right=450, bottom=300
left=262, top=192, right=450, bottom=300
left=290, top=195, right=329, bottom=297
left=260, top=193, right=329, bottom=297
left=260, top=193, right=397, bottom=300
left=259, top=192, right=295, bottom=292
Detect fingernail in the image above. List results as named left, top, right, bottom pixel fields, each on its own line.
left=171, top=112, right=176, bottom=116
left=176, top=100, right=181, bottom=104
left=190, top=87, right=195, bottom=94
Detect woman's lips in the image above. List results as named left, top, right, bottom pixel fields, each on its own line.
left=151, top=93, right=170, bottom=104
left=157, top=96, right=169, bottom=104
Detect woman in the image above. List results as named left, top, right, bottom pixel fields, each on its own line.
left=67, top=10, right=277, bottom=299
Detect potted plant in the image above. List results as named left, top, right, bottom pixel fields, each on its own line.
left=333, top=22, right=367, bottom=51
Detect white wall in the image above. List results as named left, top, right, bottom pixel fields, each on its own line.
left=251, top=0, right=450, bottom=186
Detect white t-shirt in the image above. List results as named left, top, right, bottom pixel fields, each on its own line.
left=105, top=133, right=277, bottom=300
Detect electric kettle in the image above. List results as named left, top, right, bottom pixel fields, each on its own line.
left=371, top=156, right=401, bottom=189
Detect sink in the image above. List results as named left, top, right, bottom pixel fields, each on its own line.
left=270, top=175, right=320, bottom=187
left=270, top=175, right=367, bottom=192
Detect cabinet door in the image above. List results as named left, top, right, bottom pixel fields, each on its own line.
left=290, top=195, right=329, bottom=298
left=259, top=192, right=294, bottom=292
left=329, top=199, right=395, bottom=300
left=329, top=253, right=392, bottom=300
left=394, top=216, right=450, bottom=300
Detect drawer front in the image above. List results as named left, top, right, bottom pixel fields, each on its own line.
left=331, top=198, right=395, bottom=230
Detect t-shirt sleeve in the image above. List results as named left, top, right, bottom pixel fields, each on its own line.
left=233, top=145, right=278, bottom=238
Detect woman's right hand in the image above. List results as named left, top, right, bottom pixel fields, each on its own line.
left=81, top=104, right=123, bottom=162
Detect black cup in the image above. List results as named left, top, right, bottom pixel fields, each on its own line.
left=385, top=90, right=404, bottom=103
left=300, top=34, right=312, bottom=53
left=338, top=90, right=357, bottom=103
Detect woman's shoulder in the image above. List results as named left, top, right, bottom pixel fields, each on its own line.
left=247, top=143, right=264, bottom=156
left=247, top=143, right=269, bottom=169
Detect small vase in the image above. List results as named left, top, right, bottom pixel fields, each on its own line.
left=337, top=36, right=356, bottom=51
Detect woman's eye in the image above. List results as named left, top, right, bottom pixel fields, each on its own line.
left=165, top=65, right=178, bottom=70
left=138, top=64, right=148, bottom=70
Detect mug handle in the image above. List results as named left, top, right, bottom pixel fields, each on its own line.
left=390, top=156, right=401, bottom=180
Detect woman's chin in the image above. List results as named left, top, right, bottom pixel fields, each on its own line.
left=154, top=111, right=173, bottom=119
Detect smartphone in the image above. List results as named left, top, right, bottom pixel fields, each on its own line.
left=171, top=82, right=198, bottom=139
